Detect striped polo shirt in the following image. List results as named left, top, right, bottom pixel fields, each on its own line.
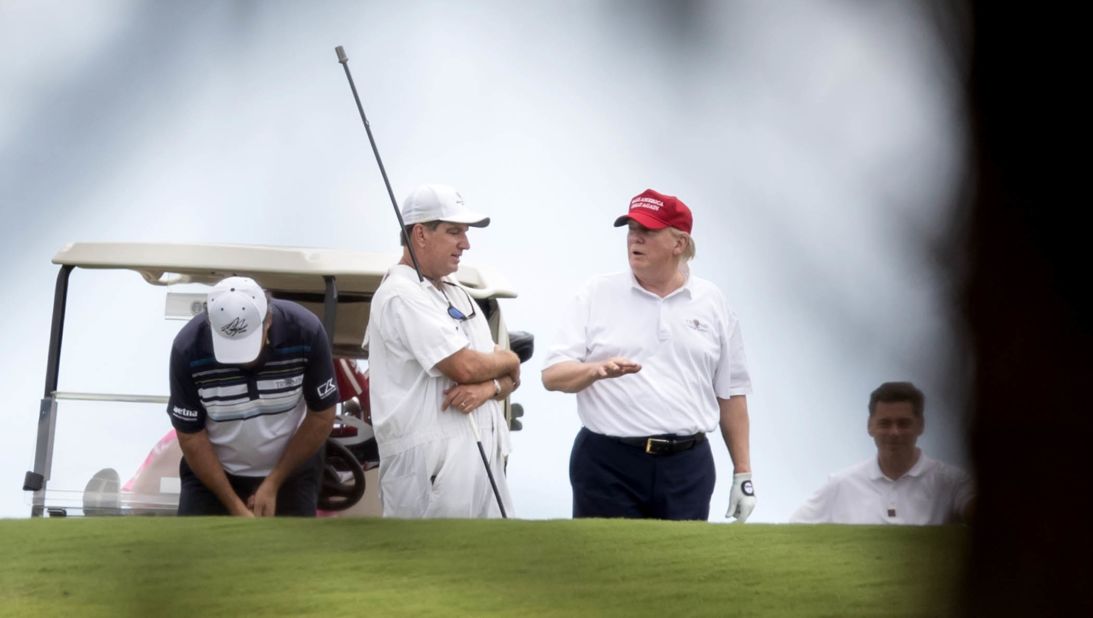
left=168, top=299, right=339, bottom=476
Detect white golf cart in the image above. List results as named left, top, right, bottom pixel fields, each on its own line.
left=23, top=242, right=531, bottom=517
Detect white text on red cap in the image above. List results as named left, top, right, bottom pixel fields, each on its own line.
left=631, top=196, right=664, bottom=211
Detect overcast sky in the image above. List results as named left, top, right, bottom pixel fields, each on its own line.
left=0, top=0, right=968, bottom=522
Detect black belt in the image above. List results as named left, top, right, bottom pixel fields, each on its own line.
left=613, top=433, right=706, bottom=455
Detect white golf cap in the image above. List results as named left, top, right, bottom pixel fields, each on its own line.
left=207, top=276, right=269, bottom=364
left=401, top=184, right=490, bottom=227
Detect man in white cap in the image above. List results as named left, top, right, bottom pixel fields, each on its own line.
left=365, top=184, right=521, bottom=518
left=542, top=189, right=756, bottom=522
left=167, top=276, right=339, bottom=516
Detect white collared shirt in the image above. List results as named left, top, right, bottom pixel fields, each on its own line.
left=543, top=270, right=752, bottom=436
left=789, top=451, right=975, bottom=525
left=364, top=264, right=509, bottom=458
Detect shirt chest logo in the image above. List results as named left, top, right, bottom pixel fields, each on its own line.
left=685, top=318, right=709, bottom=333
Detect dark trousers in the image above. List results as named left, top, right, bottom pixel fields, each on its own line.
left=178, top=451, right=323, bottom=516
left=570, top=427, right=715, bottom=521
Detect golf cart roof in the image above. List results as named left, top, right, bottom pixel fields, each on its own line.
left=53, top=242, right=517, bottom=358
left=53, top=242, right=516, bottom=299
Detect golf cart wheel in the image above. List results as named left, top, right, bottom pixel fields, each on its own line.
left=318, top=439, right=366, bottom=511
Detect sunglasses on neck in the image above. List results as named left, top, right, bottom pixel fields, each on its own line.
left=441, top=281, right=478, bottom=322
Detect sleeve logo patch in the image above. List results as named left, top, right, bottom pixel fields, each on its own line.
left=172, top=405, right=199, bottom=419
left=317, top=378, right=337, bottom=399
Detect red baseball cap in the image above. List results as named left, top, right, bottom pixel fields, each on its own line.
left=613, top=189, right=693, bottom=234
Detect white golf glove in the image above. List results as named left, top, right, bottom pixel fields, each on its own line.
left=726, top=472, right=756, bottom=523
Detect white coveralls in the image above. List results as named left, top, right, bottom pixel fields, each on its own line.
left=365, top=264, right=513, bottom=518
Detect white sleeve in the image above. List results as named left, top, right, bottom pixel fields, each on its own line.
left=541, top=283, right=592, bottom=370
left=789, top=480, right=836, bottom=524
left=713, top=304, right=753, bottom=399
left=950, top=466, right=976, bottom=519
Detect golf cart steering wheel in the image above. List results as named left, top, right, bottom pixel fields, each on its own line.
left=318, top=439, right=366, bottom=511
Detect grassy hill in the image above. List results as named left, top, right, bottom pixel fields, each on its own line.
left=0, top=518, right=966, bottom=617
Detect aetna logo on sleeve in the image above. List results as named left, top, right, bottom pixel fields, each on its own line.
left=172, top=406, right=199, bottom=419
left=317, top=378, right=337, bottom=399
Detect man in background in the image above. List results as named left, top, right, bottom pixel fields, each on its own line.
left=790, top=381, right=974, bottom=525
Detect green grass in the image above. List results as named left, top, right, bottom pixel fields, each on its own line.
left=0, top=518, right=966, bottom=617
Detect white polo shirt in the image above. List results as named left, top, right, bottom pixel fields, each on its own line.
left=542, top=271, right=752, bottom=437
left=365, top=265, right=509, bottom=459
left=789, top=451, right=975, bottom=525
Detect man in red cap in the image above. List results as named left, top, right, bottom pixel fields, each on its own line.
left=542, top=189, right=756, bottom=522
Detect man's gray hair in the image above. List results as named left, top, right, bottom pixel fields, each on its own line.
left=668, top=228, right=696, bottom=262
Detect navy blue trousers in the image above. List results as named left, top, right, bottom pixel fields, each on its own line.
left=178, top=450, right=323, bottom=516
left=570, top=427, right=715, bottom=520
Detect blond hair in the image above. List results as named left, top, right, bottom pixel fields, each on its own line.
left=668, top=228, right=696, bottom=262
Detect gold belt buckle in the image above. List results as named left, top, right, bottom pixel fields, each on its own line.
left=645, top=438, right=670, bottom=454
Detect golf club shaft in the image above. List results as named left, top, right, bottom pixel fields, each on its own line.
left=335, top=45, right=507, bottom=518
left=467, top=414, right=508, bottom=518
left=335, top=45, right=423, bottom=281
